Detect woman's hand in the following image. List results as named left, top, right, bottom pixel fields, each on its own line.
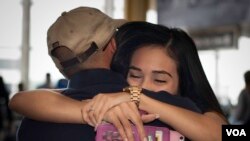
left=101, top=102, right=159, bottom=141
left=82, top=92, right=130, bottom=126
left=102, top=102, right=152, bottom=141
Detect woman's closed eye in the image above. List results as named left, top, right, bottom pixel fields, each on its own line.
left=154, top=79, right=167, bottom=83
left=129, top=73, right=142, bottom=79
left=128, top=66, right=143, bottom=79
left=153, top=71, right=171, bottom=84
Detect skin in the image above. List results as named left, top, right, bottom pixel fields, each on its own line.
left=88, top=45, right=228, bottom=141
left=127, top=45, right=179, bottom=94
left=9, top=44, right=228, bottom=141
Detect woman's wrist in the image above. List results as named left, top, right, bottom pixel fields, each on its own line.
left=112, top=92, right=131, bottom=106
left=123, top=86, right=142, bottom=108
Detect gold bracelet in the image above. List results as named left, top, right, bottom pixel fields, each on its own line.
left=123, top=86, right=142, bottom=107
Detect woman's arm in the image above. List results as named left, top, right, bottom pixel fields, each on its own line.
left=9, top=89, right=86, bottom=124
left=89, top=91, right=227, bottom=141
left=139, top=94, right=228, bottom=141
left=9, top=90, right=151, bottom=141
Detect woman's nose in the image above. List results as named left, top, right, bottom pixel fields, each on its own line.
left=141, top=79, right=155, bottom=92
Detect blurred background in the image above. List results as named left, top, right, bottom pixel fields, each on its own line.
left=0, top=0, right=250, bottom=140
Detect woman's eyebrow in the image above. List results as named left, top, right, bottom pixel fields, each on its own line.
left=152, top=70, right=172, bottom=78
left=129, top=66, right=142, bottom=71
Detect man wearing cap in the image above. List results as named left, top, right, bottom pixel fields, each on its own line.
left=16, top=7, right=139, bottom=141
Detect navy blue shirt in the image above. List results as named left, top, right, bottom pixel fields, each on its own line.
left=17, top=69, right=127, bottom=141
left=17, top=69, right=200, bottom=141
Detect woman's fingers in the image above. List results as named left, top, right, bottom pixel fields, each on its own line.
left=141, top=113, right=160, bottom=123
left=88, top=94, right=150, bottom=141
left=86, top=95, right=108, bottom=126
left=82, top=101, right=96, bottom=126
left=88, top=109, right=98, bottom=126
left=90, top=93, right=123, bottom=125
left=88, top=94, right=110, bottom=125
left=105, top=102, right=146, bottom=141
left=96, top=103, right=110, bottom=125
left=83, top=107, right=94, bottom=126
left=86, top=93, right=131, bottom=127
left=125, top=102, right=147, bottom=141
left=115, top=106, right=135, bottom=141
left=103, top=105, right=136, bottom=141
left=104, top=108, right=128, bottom=141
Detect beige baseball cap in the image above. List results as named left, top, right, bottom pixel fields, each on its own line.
left=47, top=6, right=127, bottom=74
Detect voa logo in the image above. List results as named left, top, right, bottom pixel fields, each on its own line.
left=226, top=129, right=246, bottom=136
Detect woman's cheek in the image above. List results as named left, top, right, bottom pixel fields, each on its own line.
left=127, top=78, right=141, bottom=86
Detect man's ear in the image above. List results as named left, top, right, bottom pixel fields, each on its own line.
left=108, top=38, right=117, bottom=53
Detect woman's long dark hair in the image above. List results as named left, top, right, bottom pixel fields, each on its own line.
left=169, top=28, right=224, bottom=115
left=111, top=22, right=225, bottom=116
